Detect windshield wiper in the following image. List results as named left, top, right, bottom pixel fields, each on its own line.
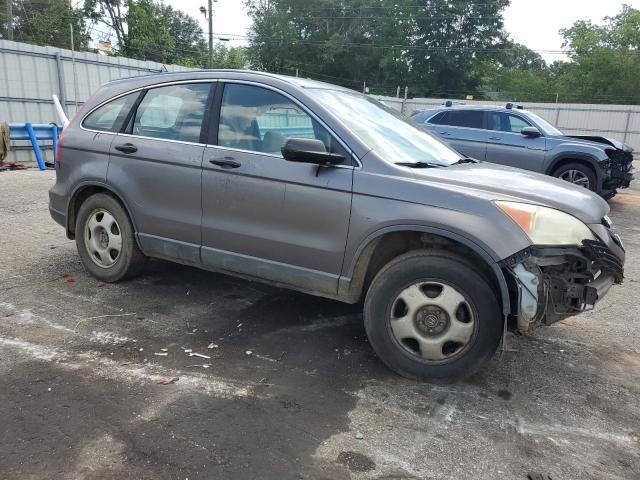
left=452, top=157, right=479, bottom=165
left=395, top=161, right=445, bottom=168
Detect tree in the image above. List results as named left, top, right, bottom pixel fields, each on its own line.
left=155, top=3, right=208, bottom=65
left=6, top=0, right=89, bottom=49
left=84, top=0, right=213, bottom=66
left=246, top=0, right=511, bottom=96
left=123, top=0, right=173, bottom=62
left=211, top=44, right=247, bottom=69
left=556, top=5, right=640, bottom=103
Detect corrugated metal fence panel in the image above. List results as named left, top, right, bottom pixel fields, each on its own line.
left=376, top=95, right=640, bottom=151
left=1, top=39, right=190, bottom=123
left=1, top=40, right=191, bottom=163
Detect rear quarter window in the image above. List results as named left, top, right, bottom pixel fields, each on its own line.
left=82, top=92, right=139, bottom=132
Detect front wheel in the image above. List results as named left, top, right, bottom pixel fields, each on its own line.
left=554, top=163, right=597, bottom=192
left=364, top=251, right=502, bottom=381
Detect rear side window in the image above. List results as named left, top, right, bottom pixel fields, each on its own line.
left=132, top=83, right=211, bottom=143
left=82, top=92, right=139, bottom=132
left=448, top=110, right=484, bottom=129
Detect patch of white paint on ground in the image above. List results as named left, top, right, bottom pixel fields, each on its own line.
left=0, top=335, right=267, bottom=401
left=0, top=301, right=76, bottom=334
left=0, top=336, right=69, bottom=362
left=89, top=330, right=134, bottom=346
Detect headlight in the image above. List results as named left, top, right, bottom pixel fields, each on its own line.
left=495, top=201, right=597, bottom=246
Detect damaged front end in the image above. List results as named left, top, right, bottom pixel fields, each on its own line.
left=502, top=236, right=625, bottom=333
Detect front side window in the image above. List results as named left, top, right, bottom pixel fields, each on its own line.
left=83, top=92, right=139, bottom=132
left=488, top=112, right=533, bottom=133
left=507, top=114, right=532, bottom=133
left=218, top=83, right=347, bottom=158
left=132, top=83, right=211, bottom=143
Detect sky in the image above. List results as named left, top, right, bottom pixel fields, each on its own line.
left=165, top=0, right=640, bottom=62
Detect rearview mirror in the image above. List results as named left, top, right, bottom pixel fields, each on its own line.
left=521, top=127, right=541, bottom=138
left=281, top=138, right=346, bottom=165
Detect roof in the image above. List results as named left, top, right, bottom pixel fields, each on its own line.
left=106, top=69, right=349, bottom=91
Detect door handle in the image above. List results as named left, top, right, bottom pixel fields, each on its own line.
left=488, top=136, right=501, bottom=141
left=439, top=131, right=451, bottom=136
left=114, top=143, right=137, bottom=154
left=209, top=158, right=241, bottom=169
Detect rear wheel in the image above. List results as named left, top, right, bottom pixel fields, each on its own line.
left=75, top=193, right=146, bottom=282
left=364, top=251, right=502, bottom=380
left=554, top=163, right=596, bottom=192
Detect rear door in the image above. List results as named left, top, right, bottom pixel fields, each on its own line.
left=430, top=110, right=488, bottom=160
left=107, top=81, right=213, bottom=264
left=200, top=82, right=354, bottom=295
left=485, top=112, right=547, bottom=171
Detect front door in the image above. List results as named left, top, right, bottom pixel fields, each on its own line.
left=107, top=82, right=213, bottom=264
left=201, top=82, right=354, bottom=295
left=485, top=112, right=547, bottom=171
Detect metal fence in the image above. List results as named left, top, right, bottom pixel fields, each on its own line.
left=0, top=39, right=189, bottom=163
left=375, top=95, right=640, bottom=151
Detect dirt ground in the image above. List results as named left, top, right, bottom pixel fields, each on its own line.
left=1, top=169, right=639, bottom=480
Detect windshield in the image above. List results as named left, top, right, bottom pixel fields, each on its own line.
left=307, top=89, right=462, bottom=166
left=526, top=112, right=563, bottom=136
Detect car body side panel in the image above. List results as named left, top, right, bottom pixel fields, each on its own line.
left=486, top=131, right=547, bottom=171
left=432, top=125, right=489, bottom=160
left=342, top=164, right=532, bottom=269
left=107, top=134, right=204, bottom=264
left=49, top=127, right=115, bottom=230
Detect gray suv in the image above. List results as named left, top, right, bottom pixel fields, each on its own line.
left=49, top=71, right=625, bottom=380
left=412, top=104, right=634, bottom=199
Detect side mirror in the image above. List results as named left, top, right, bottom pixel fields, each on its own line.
left=281, top=138, right=346, bottom=165
left=521, top=127, right=541, bottom=138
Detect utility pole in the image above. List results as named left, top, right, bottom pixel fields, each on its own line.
left=6, top=0, right=13, bottom=41
left=201, top=0, right=217, bottom=68
left=208, top=0, right=213, bottom=68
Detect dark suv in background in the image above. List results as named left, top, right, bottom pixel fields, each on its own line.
left=412, top=104, right=634, bottom=199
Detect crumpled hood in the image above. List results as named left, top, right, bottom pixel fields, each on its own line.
left=410, top=162, right=609, bottom=223
left=562, top=135, right=634, bottom=153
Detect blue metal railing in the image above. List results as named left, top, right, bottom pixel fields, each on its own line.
left=8, top=123, right=61, bottom=170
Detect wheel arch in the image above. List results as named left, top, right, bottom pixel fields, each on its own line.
left=66, top=182, right=141, bottom=249
left=546, top=155, right=600, bottom=183
left=339, top=225, right=511, bottom=316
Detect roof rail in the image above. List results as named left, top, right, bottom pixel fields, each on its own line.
left=506, top=102, right=525, bottom=110
left=443, top=100, right=466, bottom=107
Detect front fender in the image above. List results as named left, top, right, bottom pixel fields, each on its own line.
left=339, top=224, right=512, bottom=315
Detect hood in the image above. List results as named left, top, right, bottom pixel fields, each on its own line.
left=562, top=135, right=634, bottom=153
left=409, top=162, right=609, bottom=223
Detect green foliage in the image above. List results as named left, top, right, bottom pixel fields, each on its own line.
left=246, top=0, right=511, bottom=96
left=7, top=0, right=89, bottom=50
left=487, top=5, right=640, bottom=104
left=123, top=0, right=174, bottom=62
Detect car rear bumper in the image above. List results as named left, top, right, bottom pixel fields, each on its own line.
left=49, top=205, right=66, bottom=228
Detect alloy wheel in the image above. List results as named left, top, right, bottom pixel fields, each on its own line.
left=559, top=169, right=590, bottom=189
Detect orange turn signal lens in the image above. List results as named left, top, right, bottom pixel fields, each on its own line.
left=495, top=202, right=534, bottom=233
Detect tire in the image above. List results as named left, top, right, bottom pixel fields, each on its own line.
left=364, top=250, right=502, bottom=381
left=75, top=193, right=146, bottom=282
left=553, top=162, right=597, bottom=192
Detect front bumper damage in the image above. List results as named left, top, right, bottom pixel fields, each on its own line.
left=502, top=237, right=625, bottom=333
left=603, top=148, right=635, bottom=192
